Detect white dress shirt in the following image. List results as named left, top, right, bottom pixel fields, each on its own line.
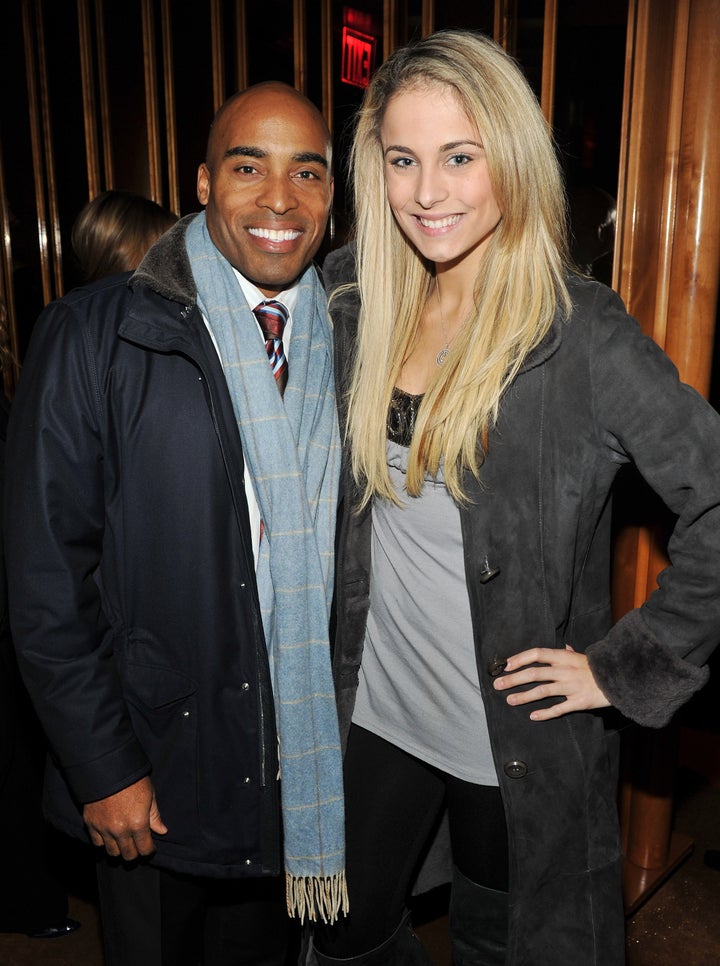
left=201, top=267, right=299, bottom=568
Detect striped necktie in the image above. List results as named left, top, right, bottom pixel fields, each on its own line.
left=253, top=299, right=289, bottom=397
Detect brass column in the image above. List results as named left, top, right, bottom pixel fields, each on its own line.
left=613, top=0, right=720, bottom=911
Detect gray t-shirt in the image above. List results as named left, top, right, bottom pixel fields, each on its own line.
left=352, top=440, right=498, bottom=786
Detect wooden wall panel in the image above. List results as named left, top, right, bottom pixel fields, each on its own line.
left=383, top=0, right=398, bottom=58
left=236, top=0, right=249, bottom=91
left=613, top=0, right=720, bottom=910
left=320, top=0, right=333, bottom=126
left=614, top=0, right=720, bottom=615
left=160, top=0, right=179, bottom=215
left=77, top=0, right=101, bottom=198
left=103, top=4, right=153, bottom=198
left=95, top=0, right=113, bottom=189
left=1, top=0, right=715, bottom=405
left=0, top=141, right=22, bottom=390
left=0, top=0, right=340, bottom=395
left=614, top=0, right=720, bottom=389
left=0, top=0, right=533, bottom=395
left=540, top=0, right=558, bottom=124
left=21, top=0, right=62, bottom=308
left=664, top=0, right=720, bottom=389
left=210, top=0, right=226, bottom=110
left=142, top=0, right=162, bottom=202
left=294, top=0, right=308, bottom=93
left=615, top=0, right=686, bottom=358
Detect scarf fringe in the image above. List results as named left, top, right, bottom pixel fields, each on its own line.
left=286, top=871, right=349, bottom=924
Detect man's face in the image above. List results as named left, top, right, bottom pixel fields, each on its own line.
left=197, top=86, right=333, bottom=297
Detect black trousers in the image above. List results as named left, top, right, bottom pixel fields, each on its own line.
left=0, top=630, right=69, bottom=934
left=96, top=858, right=300, bottom=966
left=315, top=724, right=509, bottom=957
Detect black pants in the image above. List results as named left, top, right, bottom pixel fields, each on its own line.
left=0, top=631, right=69, bottom=934
left=315, top=724, right=509, bottom=957
left=96, top=858, right=300, bottom=966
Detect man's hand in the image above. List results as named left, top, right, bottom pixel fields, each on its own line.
left=83, top=776, right=168, bottom=860
left=493, top=645, right=610, bottom=721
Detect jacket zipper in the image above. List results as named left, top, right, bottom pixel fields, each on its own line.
left=166, top=305, right=271, bottom=788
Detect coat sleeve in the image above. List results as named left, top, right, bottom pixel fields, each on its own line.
left=323, top=242, right=356, bottom=291
left=4, top=296, right=151, bottom=803
left=583, top=282, right=720, bottom=727
left=324, top=242, right=360, bottom=434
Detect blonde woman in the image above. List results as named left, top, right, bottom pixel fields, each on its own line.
left=314, top=29, right=720, bottom=966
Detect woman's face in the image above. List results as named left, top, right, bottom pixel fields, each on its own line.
left=380, top=83, right=502, bottom=277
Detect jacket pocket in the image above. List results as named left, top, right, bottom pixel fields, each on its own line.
left=122, top=660, right=200, bottom=848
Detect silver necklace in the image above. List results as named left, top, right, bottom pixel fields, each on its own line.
left=435, top=276, right=450, bottom=366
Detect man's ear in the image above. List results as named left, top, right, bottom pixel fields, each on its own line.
left=197, top=163, right=211, bottom=206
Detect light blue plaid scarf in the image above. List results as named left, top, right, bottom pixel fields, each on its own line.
left=186, top=213, right=346, bottom=922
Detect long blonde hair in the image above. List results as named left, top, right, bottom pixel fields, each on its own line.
left=345, top=29, right=571, bottom=505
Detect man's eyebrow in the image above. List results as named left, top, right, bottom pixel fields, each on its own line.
left=225, top=146, right=266, bottom=159
left=223, top=146, right=328, bottom=168
left=293, top=151, right=329, bottom=168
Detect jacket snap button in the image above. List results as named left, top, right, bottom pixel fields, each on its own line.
left=487, top=658, right=507, bottom=677
left=504, top=759, right=528, bottom=779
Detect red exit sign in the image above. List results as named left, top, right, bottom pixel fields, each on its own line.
left=341, top=27, right=375, bottom=89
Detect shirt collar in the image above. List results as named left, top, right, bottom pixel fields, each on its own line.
left=232, top=267, right=300, bottom=318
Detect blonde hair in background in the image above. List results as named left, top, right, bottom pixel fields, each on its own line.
left=344, top=29, right=572, bottom=506
left=71, top=190, right=178, bottom=283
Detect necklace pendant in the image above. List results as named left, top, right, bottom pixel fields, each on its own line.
left=436, top=344, right=450, bottom=366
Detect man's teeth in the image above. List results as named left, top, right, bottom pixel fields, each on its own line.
left=249, top=228, right=301, bottom=241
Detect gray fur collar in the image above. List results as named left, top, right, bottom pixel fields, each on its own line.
left=130, top=213, right=200, bottom=306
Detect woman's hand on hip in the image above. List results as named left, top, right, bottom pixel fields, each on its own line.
left=492, top=645, right=610, bottom=720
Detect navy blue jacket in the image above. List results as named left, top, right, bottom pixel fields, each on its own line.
left=5, top=218, right=283, bottom=878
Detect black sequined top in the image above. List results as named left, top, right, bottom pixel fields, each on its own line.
left=387, top=386, right=424, bottom=447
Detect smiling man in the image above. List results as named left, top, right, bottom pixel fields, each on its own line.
left=5, top=84, right=343, bottom=966
left=198, top=84, right=332, bottom=295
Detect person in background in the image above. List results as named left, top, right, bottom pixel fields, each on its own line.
left=567, top=183, right=617, bottom=286
left=71, top=189, right=178, bottom=283
left=314, top=29, right=720, bottom=966
left=5, top=82, right=343, bottom=966
left=0, top=297, right=79, bottom=940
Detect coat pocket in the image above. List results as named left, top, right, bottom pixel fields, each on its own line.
left=123, top=660, right=200, bottom=848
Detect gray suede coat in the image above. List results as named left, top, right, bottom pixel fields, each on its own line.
left=323, top=244, right=720, bottom=966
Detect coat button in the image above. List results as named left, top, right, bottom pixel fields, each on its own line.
left=504, top=759, right=528, bottom=779
left=487, top=658, right=507, bottom=677
left=478, top=557, right=501, bottom=583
